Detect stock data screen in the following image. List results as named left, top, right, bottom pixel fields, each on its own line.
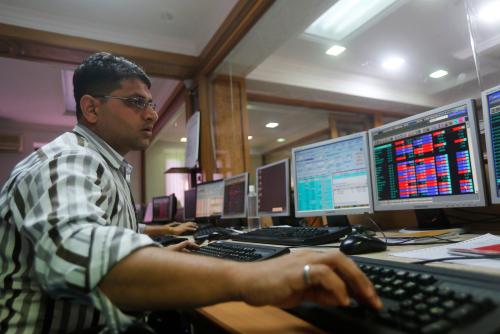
left=372, top=106, right=478, bottom=204
left=195, top=181, right=224, bottom=218
left=223, top=174, right=247, bottom=218
left=486, top=89, right=500, bottom=197
left=294, top=135, right=371, bottom=214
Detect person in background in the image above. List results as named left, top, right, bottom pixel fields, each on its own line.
left=0, top=52, right=381, bottom=333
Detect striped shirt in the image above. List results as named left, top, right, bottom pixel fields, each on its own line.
left=0, top=124, right=157, bottom=333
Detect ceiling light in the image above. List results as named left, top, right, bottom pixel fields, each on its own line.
left=382, top=57, right=405, bottom=70
left=326, top=45, right=346, bottom=56
left=478, top=1, right=500, bottom=24
left=247, top=135, right=253, bottom=140
left=277, top=138, right=286, bottom=143
left=429, top=69, right=448, bottom=79
left=180, top=137, right=187, bottom=142
left=265, top=122, right=279, bottom=128
left=305, top=0, right=398, bottom=41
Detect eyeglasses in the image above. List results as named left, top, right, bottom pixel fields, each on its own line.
left=93, top=95, right=157, bottom=111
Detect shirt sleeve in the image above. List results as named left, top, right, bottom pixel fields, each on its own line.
left=138, top=223, right=146, bottom=233
left=14, top=150, right=157, bottom=332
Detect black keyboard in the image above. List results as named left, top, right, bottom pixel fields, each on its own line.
left=193, top=226, right=236, bottom=242
left=151, top=235, right=188, bottom=246
left=190, top=240, right=290, bottom=261
left=290, top=257, right=500, bottom=334
left=231, top=226, right=351, bottom=246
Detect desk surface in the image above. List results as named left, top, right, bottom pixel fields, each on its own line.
left=195, top=233, right=500, bottom=333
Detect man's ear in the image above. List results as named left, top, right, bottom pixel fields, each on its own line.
left=80, top=95, right=100, bottom=124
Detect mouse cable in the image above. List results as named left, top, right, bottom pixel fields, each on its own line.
left=412, top=254, right=500, bottom=265
left=364, top=214, right=388, bottom=245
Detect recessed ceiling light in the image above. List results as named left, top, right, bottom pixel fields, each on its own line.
left=180, top=137, right=187, bottom=142
left=382, top=57, right=405, bottom=70
left=247, top=135, right=253, bottom=140
left=429, top=69, right=448, bottom=79
left=277, top=138, right=286, bottom=143
left=305, top=0, right=398, bottom=41
left=479, top=1, right=500, bottom=24
left=265, top=122, right=279, bottom=128
left=326, top=45, right=346, bottom=56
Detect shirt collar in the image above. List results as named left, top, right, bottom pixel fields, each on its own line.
left=73, top=124, right=132, bottom=173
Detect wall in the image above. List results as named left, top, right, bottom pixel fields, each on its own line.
left=144, top=139, right=185, bottom=204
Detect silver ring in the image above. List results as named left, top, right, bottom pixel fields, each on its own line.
left=303, top=264, right=312, bottom=285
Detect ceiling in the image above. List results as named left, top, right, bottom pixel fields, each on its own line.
left=2, top=0, right=500, bottom=155
left=0, top=0, right=237, bottom=142
left=217, top=0, right=500, bottom=154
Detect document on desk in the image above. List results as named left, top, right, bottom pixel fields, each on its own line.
left=390, top=234, right=500, bottom=269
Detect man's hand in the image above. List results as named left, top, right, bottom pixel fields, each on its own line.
left=234, top=250, right=383, bottom=310
left=165, top=240, right=200, bottom=252
left=168, top=222, right=198, bottom=235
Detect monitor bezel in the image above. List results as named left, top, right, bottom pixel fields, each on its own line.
left=195, top=179, right=224, bottom=218
left=256, top=158, right=290, bottom=217
left=291, top=131, right=374, bottom=217
left=482, top=84, right=500, bottom=204
left=152, top=194, right=175, bottom=222
left=369, top=99, right=486, bottom=211
left=221, top=172, right=249, bottom=219
left=183, top=188, right=197, bottom=221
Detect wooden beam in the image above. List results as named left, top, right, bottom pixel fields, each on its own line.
left=248, top=92, right=411, bottom=118
left=152, top=82, right=186, bottom=139
left=0, top=23, right=198, bottom=79
left=195, top=0, right=275, bottom=78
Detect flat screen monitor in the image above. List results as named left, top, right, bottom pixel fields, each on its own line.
left=184, top=188, right=197, bottom=221
left=369, top=99, right=486, bottom=211
left=292, top=132, right=373, bottom=217
left=152, top=194, right=177, bottom=223
left=482, top=85, right=500, bottom=204
left=195, top=180, right=224, bottom=218
left=222, top=173, right=248, bottom=219
left=256, top=159, right=290, bottom=217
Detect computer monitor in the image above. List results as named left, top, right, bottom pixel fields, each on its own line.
left=369, top=99, right=486, bottom=212
left=482, top=84, right=500, bottom=204
left=256, top=159, right=290, bottom=217
left=222, top=173, right=248, bottom=219
left=195, top=180, right=224, bottom=218
left=292, top=132, right=373, bottom=217
left=152, top=194, right=177, bottom=223
left=184, top=188, right=197, bottom=221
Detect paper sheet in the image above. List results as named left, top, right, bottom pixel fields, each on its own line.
left=390, top=234, right=500, bottom=269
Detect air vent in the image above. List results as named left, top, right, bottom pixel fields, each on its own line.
left=0, top=134, right=23, bottom=152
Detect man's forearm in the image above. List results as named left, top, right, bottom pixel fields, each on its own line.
left=98, top=247, right=243, bottom=310
left=143, top=225, right=171, bottom=236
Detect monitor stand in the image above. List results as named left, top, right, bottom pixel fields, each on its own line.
left=414, top=209, right=450, bottom=230
left=326, top=215, right=350, bottom=227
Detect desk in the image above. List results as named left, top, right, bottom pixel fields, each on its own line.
left=194, top=234, right=500, bottom=333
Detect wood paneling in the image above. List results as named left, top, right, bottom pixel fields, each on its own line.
left=212, top=76, right=251, bottom=176
left=0, top=23, right=198, bottom=79
left=248, top=93, right=411, bottom=118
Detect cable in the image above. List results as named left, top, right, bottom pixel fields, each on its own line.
left=364, top=214, right=387, bottom=244
left=413, top=254, right=500, bottom=265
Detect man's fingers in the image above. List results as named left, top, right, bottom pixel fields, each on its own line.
left=307, top=264, right=350, bottom=306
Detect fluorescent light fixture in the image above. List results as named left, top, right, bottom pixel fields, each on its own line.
left=305, top=0, right=398, bottom=41
left=429, top=69, right=448, bottom=79
left=265, top=122, right=279, bottom=128
left=247, top=135, right=253, bottom=140
left=382, top=57, right=405, bottom=70
left=277, top=138, right=286, bottom=143
left=326, top=45, right=346, bottom=56
left=180, top=137, right=187, bottom=142
left=479, top=1, right=500, bottom=24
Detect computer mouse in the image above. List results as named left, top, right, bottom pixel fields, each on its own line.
left=340, top=234, right=387, bottom=255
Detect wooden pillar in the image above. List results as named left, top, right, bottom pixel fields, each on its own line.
left=329, top=115, right=339, bottom=138
left=212, top=75, right=251, bottom=176
left=197, top=76, right=217, bottom=181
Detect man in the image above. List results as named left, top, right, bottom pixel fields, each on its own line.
left=0, top=52, right=382, bottom=333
